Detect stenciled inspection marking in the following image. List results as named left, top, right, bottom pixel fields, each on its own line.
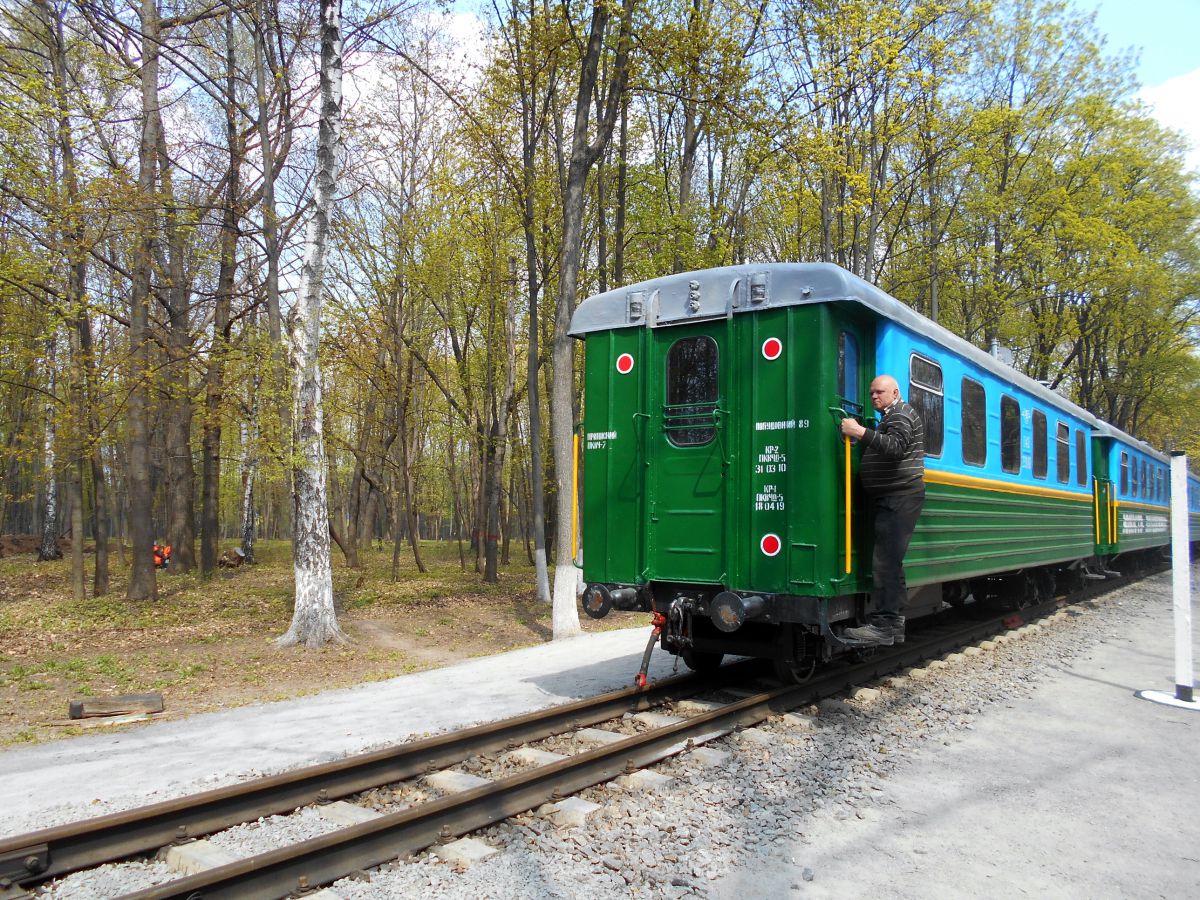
left=586, top=430, right=618, bottom=450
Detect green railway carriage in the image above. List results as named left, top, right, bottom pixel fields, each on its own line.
left=570, top=263, right=1184, bottom=677
left=1092, top=424, right=1172, bottom=555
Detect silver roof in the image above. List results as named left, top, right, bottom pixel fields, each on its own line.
left=569, top=262, right=1167, bottom=460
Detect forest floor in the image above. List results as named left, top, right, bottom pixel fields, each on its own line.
left=0, top=539, right=629, bottom=747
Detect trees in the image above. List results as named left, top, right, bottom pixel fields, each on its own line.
left=0, top=0, right=1195, bottom=641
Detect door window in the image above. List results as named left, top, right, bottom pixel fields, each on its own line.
left=665, top=336, right=719, bottom=447
left=838, top=332, right=860, bottom=410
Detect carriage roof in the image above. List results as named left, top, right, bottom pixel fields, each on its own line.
left=572, top=263, right=1117, bottom=426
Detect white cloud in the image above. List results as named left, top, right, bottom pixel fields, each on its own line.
left=1139, top=67, right=1200, bottom=174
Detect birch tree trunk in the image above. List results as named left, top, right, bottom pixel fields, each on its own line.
left=277, top=0, right=347, bottom=648
left=38, top=332, right=60, bottom=561
left=549, top=0, right=635, bottom=639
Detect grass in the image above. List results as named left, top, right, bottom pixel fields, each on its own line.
left=0, top=537, right=633, bottom=747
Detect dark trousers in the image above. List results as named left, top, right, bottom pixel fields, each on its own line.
left=871, top=491, right=924, bottom=621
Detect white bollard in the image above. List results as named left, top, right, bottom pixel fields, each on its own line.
left=1137, top=452, right=1199, bottom=710
left=1169, top=453, right=1194, bottom=703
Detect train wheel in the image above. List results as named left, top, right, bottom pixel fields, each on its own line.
left=773, top=655, right=818, bottom=684
left=681, top=648, right=724, bottom=673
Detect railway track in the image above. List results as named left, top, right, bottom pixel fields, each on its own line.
left=0, top=569, right=1154, bottom=900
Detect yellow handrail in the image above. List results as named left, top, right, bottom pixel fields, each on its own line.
left=571, top=432, right=580, bottom=561
left=844, top=435, right=852, bottom=573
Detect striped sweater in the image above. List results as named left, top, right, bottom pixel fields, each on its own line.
left=859, top=399, right=925, bottom=496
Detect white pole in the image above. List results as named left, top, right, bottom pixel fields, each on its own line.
left=1169, top=453, right=1194, bottom=703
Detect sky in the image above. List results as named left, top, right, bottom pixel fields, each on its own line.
left=1079, top=0, right=1200, bottom=172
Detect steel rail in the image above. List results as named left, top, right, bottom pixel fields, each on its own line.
left=0, top=664, right=752, bottom=889
left=2, top=566, right=1153, bottom=900
left=116, top=593, right=1101, bottom=900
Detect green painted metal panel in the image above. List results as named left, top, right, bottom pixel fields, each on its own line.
left=581, top=330, right=645, bottom=584
left=906, top=480, right=1095, bottom=583
left=726, top=303, right=871, bottom=598
left=1113, top=503, right=1170, bottom=552
left=645, top=322, right=728, bottom=584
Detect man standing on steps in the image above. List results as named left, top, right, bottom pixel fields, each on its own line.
left=839, top=374, right=926, bottom=646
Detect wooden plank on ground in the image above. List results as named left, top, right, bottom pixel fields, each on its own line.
left=68, top=693, right=164, bottom=719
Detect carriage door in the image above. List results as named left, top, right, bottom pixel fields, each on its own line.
left=831, top=310, right=871, bottom=582
left=646, top=325, right=727, bottom=584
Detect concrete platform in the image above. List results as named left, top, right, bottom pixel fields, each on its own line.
left=714, top=582, right=1200, bottom=898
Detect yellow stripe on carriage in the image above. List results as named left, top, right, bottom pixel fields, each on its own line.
left=923, top=469, right=1092, bottom=503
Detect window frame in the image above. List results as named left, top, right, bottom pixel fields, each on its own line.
left=663, top=335, right=719, bottom=448
left=1000, top=395, right=1021, bottom=474
left=1075, top=430, right=1088, bottom=486
left=837, top=332, right=860, bottom=411
left=960, top=377, right=987, bottom=467
left=909, top=353, right=944, bottom=458
left=1032, top=410, right=1048, bottom=479
left=1120, top=451, right=1129, bottom=494
left=1055, top=422, right=1070, bottom=483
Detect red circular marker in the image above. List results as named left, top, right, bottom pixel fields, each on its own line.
left=760, top=533, right=782, bottom=557
left=616, top=353, right=635, bottom=374
left=762, top=337, right=783, bottom=360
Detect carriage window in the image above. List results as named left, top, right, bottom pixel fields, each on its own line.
left=1001, top=396, right=1020, bottom=473
left=664, top=336, right=718, bottom=447
left=1120, top=452, right=1129, bottom=494
left=1075, top=430, right=1087, bottom=485
left=1141, top=459, right=1148, bottom=499
left=909, top=355, right=943, bottom=457
left=961, top=378, right=986, bottom=466
left=1032, top=410, right=1047, bottom=479
left=1130, top=455, right=1138, bottom=497
left=838, top=332, right=860, bottom=409
left=1056, top=423, right=1070, bottom=483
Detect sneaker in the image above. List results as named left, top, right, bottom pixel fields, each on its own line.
left=843, top=622, right=894, bottom=646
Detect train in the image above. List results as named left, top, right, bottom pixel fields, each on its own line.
left=569, top=263, right=1200, bottom=682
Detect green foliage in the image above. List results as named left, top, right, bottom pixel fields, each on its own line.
left=0, top=0, right=1198, bottom=581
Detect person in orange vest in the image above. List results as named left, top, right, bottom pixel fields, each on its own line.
left=152, top=544, right=173, bottom=569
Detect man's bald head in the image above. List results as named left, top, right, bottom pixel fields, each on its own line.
left=869, top=375, right=900, bottom=412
